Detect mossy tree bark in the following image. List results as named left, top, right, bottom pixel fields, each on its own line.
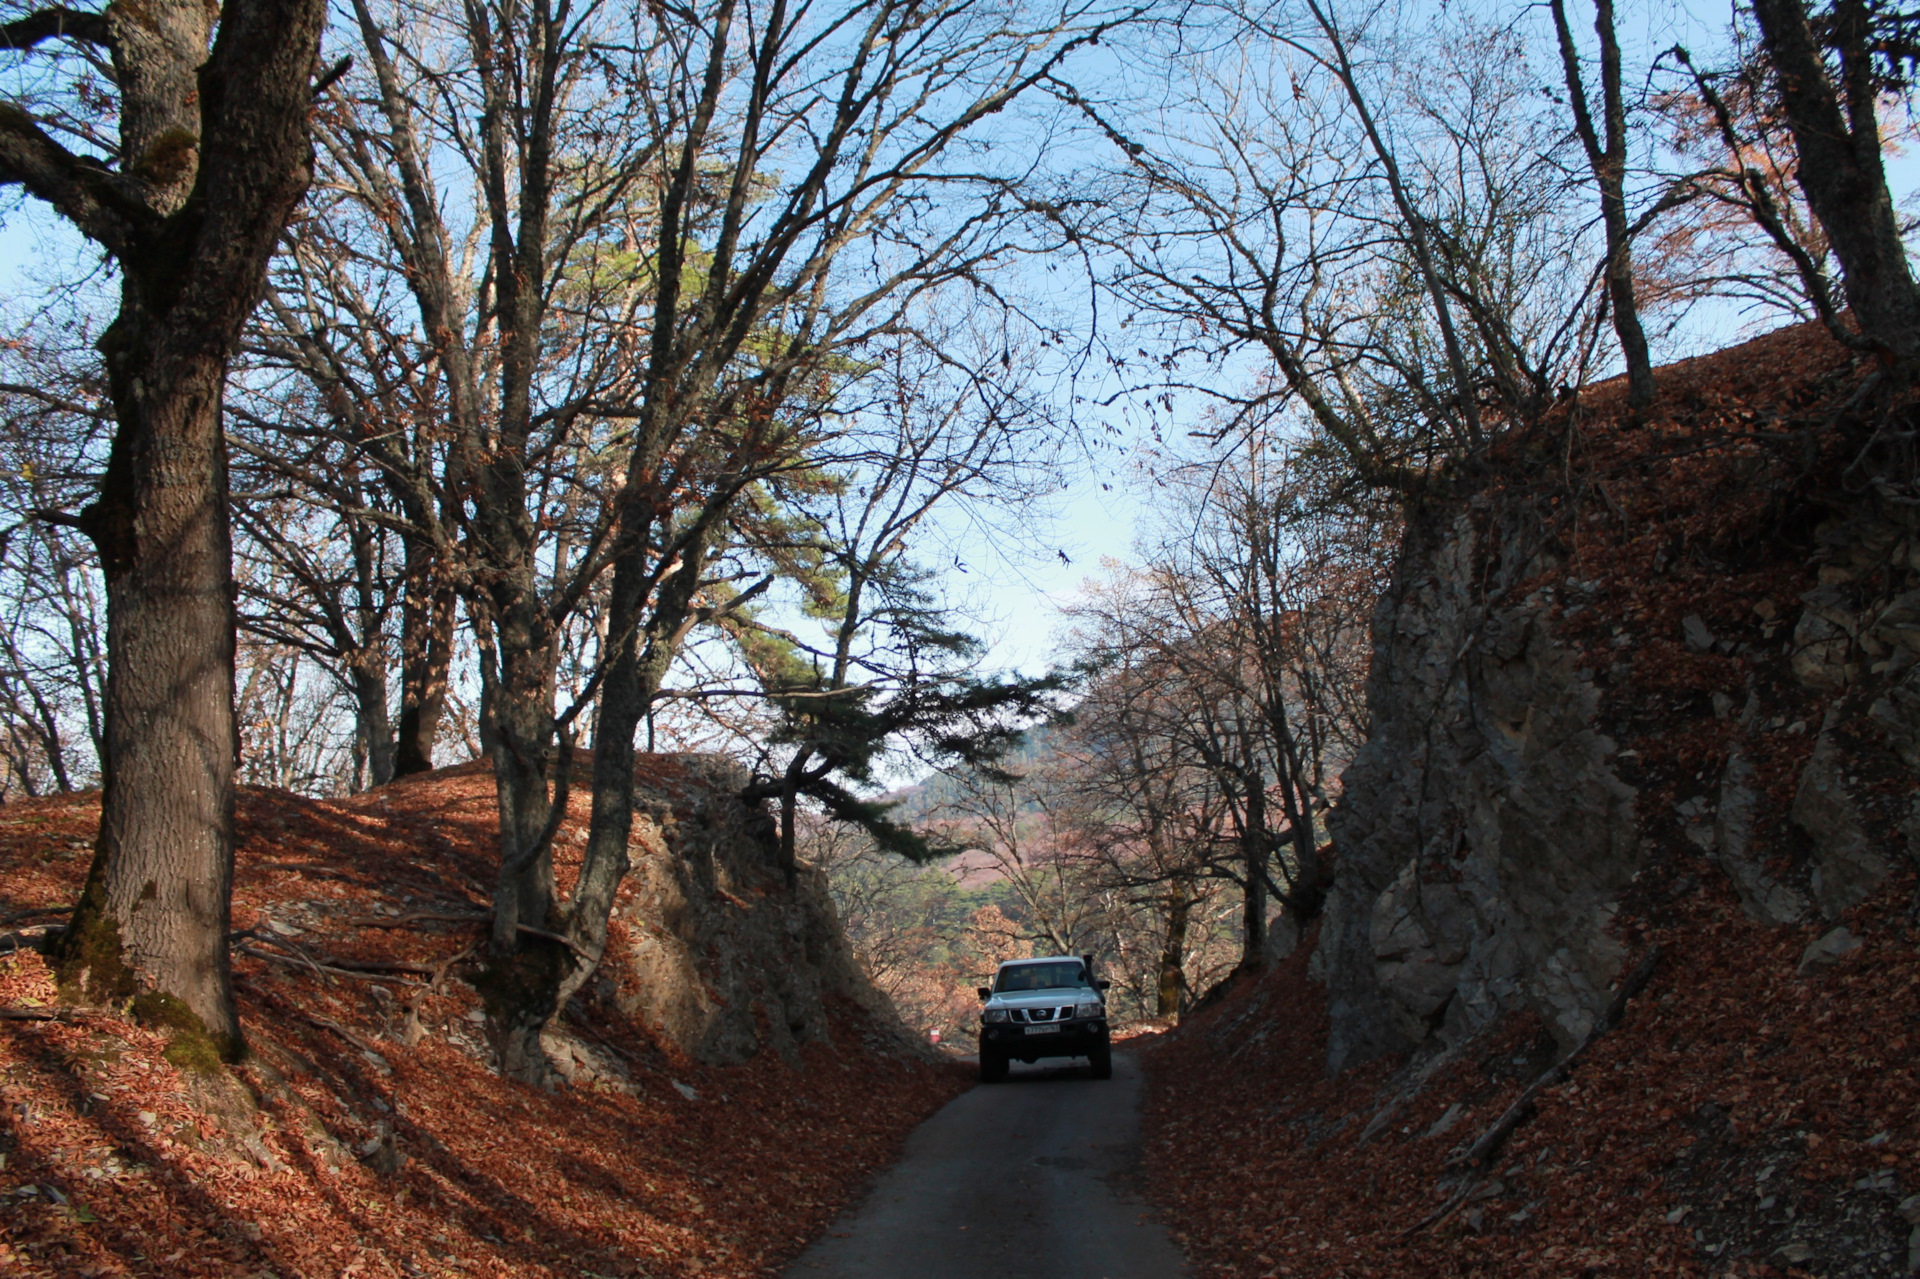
left=0, top=0, right=327, bottom=1049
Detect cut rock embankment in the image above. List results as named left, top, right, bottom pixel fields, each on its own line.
left=1139, top=324, right=1920, bottom=1278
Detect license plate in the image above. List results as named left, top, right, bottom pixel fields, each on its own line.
left=1024, top=1025, right=1061, bottom=1035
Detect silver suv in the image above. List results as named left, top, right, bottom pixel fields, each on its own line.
left=975, top=955, right=1112, bottom=1082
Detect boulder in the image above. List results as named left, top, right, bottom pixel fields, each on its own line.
left=1791, top=717, right=1894, bottom=919
left=1796, top=926, right=1862, bottom=977
left=1792, top=586, right=1856, bottom=690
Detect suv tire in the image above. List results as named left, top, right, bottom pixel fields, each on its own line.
left=1088, top=1044, right=1113, bottom=1079
left=978, top=1046, right=1008, bottom=1083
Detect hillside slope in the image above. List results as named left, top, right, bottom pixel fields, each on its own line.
left=0, top=760, right=965, bottom=1278
left=1138, top=324, right=1920, bottom=1278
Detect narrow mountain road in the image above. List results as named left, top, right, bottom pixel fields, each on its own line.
left=784, top=1051, right=1188, bottom=1279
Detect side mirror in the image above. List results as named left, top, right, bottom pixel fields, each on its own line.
left=976, top=987, right=992, bottom=1000
left=1096, top=979, right=1111, bottom=991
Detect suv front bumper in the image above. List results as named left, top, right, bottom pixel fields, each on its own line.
left=979, top=1020, right=1109, bottom=1057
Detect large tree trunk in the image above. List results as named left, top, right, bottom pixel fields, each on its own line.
left=487, top=645, right=559, bottom=939
left=475, top=591, right=566, bottom=1082
left=1157, top=878, right=1190, bottom=1018
left=394, top=554, right=452, bottom=777
left=499, top=528, right=710, bottom=1079
left=66, top=363, right=242, bottom=1047
left=43, top=0, right=327, bottom=1056
left=1239, top=781, right=1268, bottom=970
left=1751, top=0, right=1920, bottom=358
left=351, top=650, right=395, bottom=790
left=1265, top=705, right=1328, bottom=921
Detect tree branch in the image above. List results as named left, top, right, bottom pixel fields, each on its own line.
left=0, top=105, right=150, bottom=255
left=0, top=7, right=110, bottom=52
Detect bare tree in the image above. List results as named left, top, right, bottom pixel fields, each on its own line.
left=0, top=313, right=112, bottom=794
left=1049, top=650, right=1225, bottom=1016
left=929, top=755, right=1104, bottom=958
left=1062, top=2, right=1598, bottom=491
left=1550, top=0, right=1656, bottom=408
left=234, top=637, right=358, bottom=793
left=512, top=0, right=1122, bottom=1081
left=1060, top=427, right=1387, bottom=973
left=282, top=0, right=1123, bottom=1080
left=229, top=482, right=399, bottom=792
left=1653, top=38, right=1848, bottom=334
left=720, top=321, right=1069, bottom=880
left=232, top=206, right=459, bottom=785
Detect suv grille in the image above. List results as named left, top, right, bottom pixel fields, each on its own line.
left=1010, top=1006, right=1075, bottom=1023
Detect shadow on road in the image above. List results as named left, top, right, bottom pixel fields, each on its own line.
left=962, top=1055, right=1101, bottom=1085
left=786, top=1050, right=1188, bottom=1278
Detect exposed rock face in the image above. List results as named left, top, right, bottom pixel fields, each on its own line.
left=1713, top=749, right=1810, bottom=925
left=1791, top=712, right=1895, bottom=918
left=1320, top=502, right=1640, bottom=1073
left=594, top=755, right=904, bottom=1066
left=1318, top=449, right=1920, bottom=1077
left=1783, top=492, right=1920, bottom=916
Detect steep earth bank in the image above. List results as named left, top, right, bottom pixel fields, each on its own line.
left=1141, top=324, right=1920, bottom=1278
left=0, top=757, right=961, bottom=1278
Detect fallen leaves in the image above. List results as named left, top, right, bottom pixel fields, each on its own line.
left=0, top=762, right=968, bottom=1277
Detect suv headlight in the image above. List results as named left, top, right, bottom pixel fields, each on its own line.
left=1075, top=1002, right=1103, bottom=1019
left=983, top=1008, right=1009, bottom=1023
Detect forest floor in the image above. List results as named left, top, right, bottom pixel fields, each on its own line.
left=0, top=763, right=969, bottom=1278
left=1138, top=881, right=1917, bottom=1278
left=1135, top=326, right=1920, bottom=1278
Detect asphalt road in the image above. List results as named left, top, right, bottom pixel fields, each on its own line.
left=783, top=1050, right=1188, bottom=1279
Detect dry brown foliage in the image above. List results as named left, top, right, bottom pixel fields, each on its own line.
left=0, top=762, right=965, bottom=1277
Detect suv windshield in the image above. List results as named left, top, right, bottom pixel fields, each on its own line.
left=994, top=961, right=1088, bottom=993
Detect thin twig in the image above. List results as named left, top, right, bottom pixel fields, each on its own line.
left=430, top=942, right=477, bottom=991
left=298, top=1012, right=381, bottom=1056
left=242, top=932, right=434, bottom=976
left=0, top=1005, right=112, bottom=1025
left=342, top=911, right=489, bottom=929
left=0, top=925, right=60, bottom=954
left=315, top=954, right=436, bottom=976
left=236, top=943, right=427, bottom=988
left=0, top=1006, right=62, bottom=1022
left=514, top=923, right=596, bottom=962
left=1401, top=1177, right=1481, bottom=1238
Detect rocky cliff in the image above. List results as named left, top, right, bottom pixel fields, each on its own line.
left=1141, top=325, right=1920, bottom=1279
left=1315, top=324, right=1920, bottom=1076
left=579, top=753, right=906, bottom=1070
left=1315, top=499, right=1642, bottom=1071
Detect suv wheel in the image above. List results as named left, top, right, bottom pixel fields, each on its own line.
left=1088, top=1044, right=1113, bottom=1079
left=978, top=1046, right=1007, bottom=1083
